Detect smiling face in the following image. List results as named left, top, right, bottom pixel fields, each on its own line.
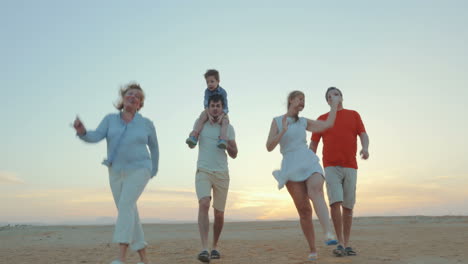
left=123, top=88, right=144, bottom=112
left=289, top=94, right=305, bottom=111
left=287, top=91, right=305, bottom=112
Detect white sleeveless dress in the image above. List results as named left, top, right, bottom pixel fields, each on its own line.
left=272, top=116, right=324, bottom=190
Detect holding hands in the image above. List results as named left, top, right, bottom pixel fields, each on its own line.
left=207, top=111, right=215, bottom=125
left=217, top=113, right=225, bottom=125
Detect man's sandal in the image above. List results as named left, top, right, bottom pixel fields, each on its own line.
left=345, top=247, right=357, bottom=256
left=210, top=249, right=221, bottom=259
left=197, top=250, right=210, bottom=263
left=308, top=252, right=318, bottom=261
left=333, top=245, right=346, bottom=257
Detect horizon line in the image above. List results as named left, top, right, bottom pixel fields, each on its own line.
left=2, top=214, right=468, bottom=227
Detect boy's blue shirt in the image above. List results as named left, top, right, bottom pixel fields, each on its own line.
left=204, top=86, right=229, bottom=114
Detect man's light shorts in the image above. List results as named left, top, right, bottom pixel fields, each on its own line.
left=195, top=168, right=230, bottom=211
left=325, top=166, right=357, bottom=209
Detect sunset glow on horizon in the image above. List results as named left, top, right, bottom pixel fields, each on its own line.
left=2, top=1, right=467, bottom=225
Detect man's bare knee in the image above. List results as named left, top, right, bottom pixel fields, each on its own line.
left=342, top=206, right=353, bottom=216
left=330, top=201, right=342, bottom=209
left=214, top=209, right=224, bottom=220
left=199, top=197, right=211, bottom=210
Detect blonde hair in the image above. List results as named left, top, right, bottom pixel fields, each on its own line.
left=115, top=82, right=145, bottom=111
left=287, top=90, right=304, bottom=122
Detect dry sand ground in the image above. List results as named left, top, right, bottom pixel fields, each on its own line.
left=1, top=216, right=467, bottom=264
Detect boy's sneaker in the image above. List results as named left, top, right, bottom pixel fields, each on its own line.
left=186, top=136, right=198, bottom=147
left=217, top=139, right=227, bottom=149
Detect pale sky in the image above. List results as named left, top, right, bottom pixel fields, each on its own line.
left=1, top=0, right=468, bottom=224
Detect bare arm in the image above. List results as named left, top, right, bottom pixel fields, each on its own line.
left=309, top=140, right=319, bottom=153
left=306, top=118, right=334, bottom=133
left=359, top=132, right=370, bottom=159
left=306, top=107, right=337, bottom=133
left=306, top=97, right=339, bottom=133
left=227, top=140, right=238, bottom=158
left=266, top=116, right=287, bottom=152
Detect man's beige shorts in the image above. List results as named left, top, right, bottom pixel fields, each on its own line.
left=325, top=166, right=357, bottom=209
left=195, top=168, right=230, bottom=211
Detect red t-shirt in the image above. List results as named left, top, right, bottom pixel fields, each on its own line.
left=311, top=109, right=366, bottom=169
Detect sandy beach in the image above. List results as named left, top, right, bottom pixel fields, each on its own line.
left=1, top=216, right=467, bottom=264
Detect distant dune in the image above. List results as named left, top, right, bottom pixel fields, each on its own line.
left=1, top=216, right=467, bottom=264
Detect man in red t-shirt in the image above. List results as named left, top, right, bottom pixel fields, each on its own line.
left=310, top=87, right=369, bottom=257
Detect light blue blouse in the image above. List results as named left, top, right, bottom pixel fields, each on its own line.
left=78, top=112, right=159, bottom=177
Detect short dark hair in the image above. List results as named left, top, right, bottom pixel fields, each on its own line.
left=208, top=94, right=224, bottom=107
left=204, top=69, right=220, bottom=81
left=325, top=87, right=343, bottom=101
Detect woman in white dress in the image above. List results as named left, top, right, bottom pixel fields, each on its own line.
left=266, top=90, right=339, bottom=261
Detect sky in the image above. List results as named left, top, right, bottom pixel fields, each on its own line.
left=1, top=0, right=468, bottom=225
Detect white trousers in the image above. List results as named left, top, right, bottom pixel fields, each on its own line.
left=109, top=168, right=150, bottom=251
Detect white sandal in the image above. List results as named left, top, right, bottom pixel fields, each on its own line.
left=308, top=252, right=318, bottom=261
